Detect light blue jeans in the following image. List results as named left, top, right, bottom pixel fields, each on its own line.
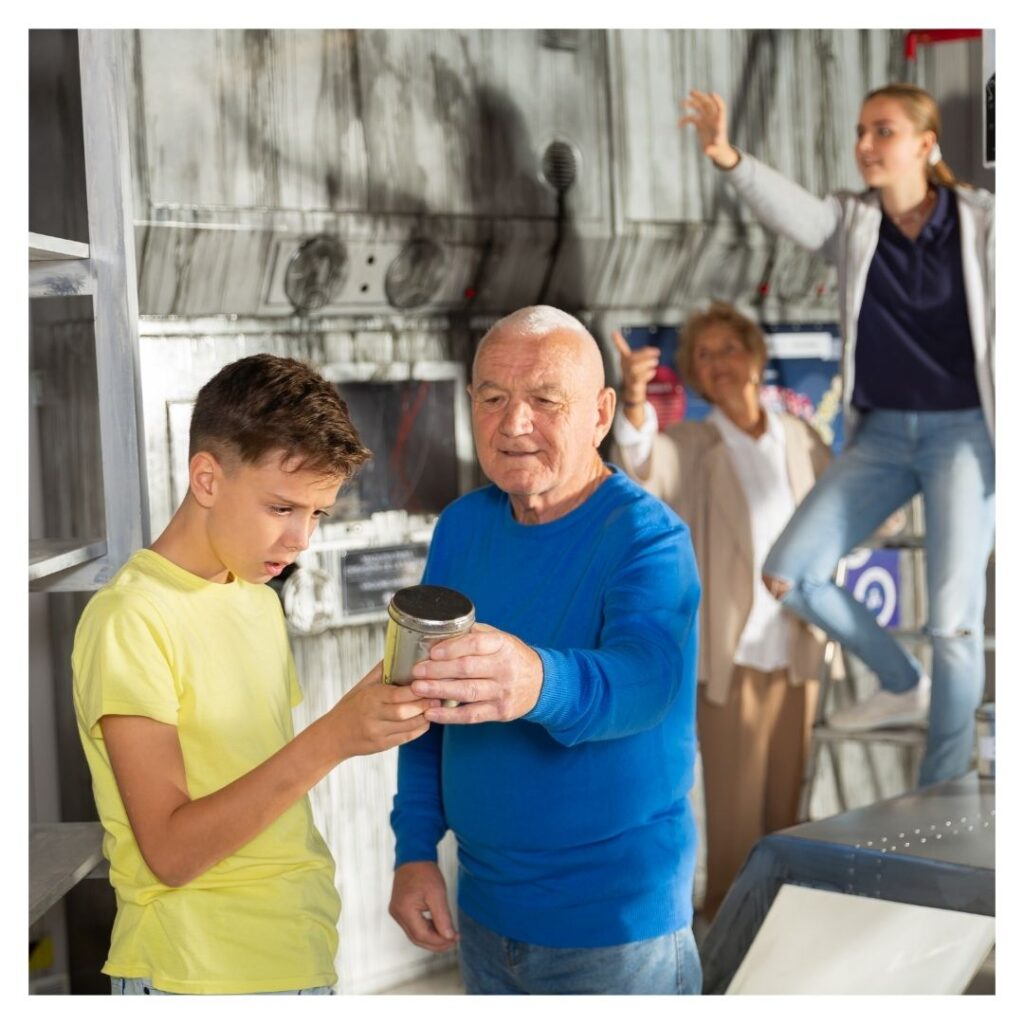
left=762, top=408, right=995, bottom=788
left=110, top=977, right=335, bottom=995
left=456, top=910, right=702, bottom=994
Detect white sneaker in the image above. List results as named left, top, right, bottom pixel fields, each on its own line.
left=827, top=675, right=931, bottom=732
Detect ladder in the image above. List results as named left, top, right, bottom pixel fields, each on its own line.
left=797, top=506, right=929, bottom=820
left=798, top=498, right=996, bottom=819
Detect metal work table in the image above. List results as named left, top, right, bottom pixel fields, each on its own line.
left=29, top=822, right=106, bottom=926
left=700, top=772, right=995, bottom=994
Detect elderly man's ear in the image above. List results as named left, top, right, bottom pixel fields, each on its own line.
left=595, top=386, right=616, bottom=446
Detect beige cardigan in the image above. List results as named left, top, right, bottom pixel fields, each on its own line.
left=612, top=413, right=831, bottom=706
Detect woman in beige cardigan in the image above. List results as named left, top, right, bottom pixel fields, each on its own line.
left=611, top=302, right=830, bottom=920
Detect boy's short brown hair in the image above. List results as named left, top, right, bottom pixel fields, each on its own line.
left=189, top=353, right=371, bottom=477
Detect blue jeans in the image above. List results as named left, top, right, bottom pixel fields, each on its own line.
left=762, top=408, right=995, bottom=788
left=456, top=910, right=702, bottom=994
left=110, top=977, right=335, bottom=995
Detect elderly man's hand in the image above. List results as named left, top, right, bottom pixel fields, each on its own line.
left=389, top=861, right=459, bottom=953
left=410, top=624, right=543, bottom=724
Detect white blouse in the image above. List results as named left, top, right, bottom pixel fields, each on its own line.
left=613, top=402, right=796, bottom=672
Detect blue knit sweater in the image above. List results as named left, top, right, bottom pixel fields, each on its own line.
left=390, top=467, right=701, bottom=948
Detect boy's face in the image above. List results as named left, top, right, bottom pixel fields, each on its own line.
left=200, top=448, right=344, bottom=584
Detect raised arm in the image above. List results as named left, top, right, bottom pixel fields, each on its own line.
left=680, top=89, right=843, bottom=259
left=611, top=329, right=660, bottom=431
left=101, top=663, right=436, bottom=887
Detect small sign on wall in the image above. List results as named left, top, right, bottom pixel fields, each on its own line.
left=340, top=543, right=428, bottom=616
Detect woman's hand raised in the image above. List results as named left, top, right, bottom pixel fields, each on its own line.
left=679, top=90, right=740, bottom=170
left=612, top=330, right=660, bottom=429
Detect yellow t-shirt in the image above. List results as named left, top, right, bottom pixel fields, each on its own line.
left=71, top=549, right=341, bottom=994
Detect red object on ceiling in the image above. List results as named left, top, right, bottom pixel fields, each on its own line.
left=905, top=29, right=982, bottom=61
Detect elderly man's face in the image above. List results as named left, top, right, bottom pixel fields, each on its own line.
left=469, top=328, right=613, bottom=522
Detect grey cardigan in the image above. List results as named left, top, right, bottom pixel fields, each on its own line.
left=722, top=151, right=995, bottom=443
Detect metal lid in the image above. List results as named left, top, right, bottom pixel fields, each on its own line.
left=387, top=585, right=475, bottom=634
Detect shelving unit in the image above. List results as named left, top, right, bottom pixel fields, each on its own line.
left=29, top=29, right=148, bottom=595
left=29, top=539, right=107, bottom=586
left=29, top=823, right=106, bottom=927
left=28, top=30, right=149, bottom=984
left=29, top=233, right=90, bottom=261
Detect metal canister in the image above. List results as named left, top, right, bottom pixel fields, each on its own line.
left=383, top=585, right=475, bottom=707
left=975, top=702, right=995, bottom=779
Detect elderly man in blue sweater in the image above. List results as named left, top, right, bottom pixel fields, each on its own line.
left=388, top=305, right=702, bottom=995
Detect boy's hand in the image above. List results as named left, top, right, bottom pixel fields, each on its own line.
left=389, top=861, right=459, bottom=952
left=332, top=662, right=439, bottom=757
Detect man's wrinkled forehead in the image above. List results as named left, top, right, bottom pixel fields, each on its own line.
left=472, top=328, right=604, bottom=390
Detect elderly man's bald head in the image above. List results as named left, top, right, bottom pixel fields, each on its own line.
left=468, top=305, right=616, bottom=525
left=474, top=305, right=606, bottom=391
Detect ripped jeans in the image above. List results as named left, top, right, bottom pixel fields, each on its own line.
left=762, top=409, right=994, bottom=788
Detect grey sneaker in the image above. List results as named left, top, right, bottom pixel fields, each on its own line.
left=827, top=676, right=931, bottom=731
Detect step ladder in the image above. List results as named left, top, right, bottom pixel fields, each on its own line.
left=797, top=498, right=996, bottom=819
left=797, top=505, right=929, bottom=820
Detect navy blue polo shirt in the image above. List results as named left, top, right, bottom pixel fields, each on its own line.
left=853, top=186, right=980, bottom=412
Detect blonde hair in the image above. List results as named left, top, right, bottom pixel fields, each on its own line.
left=676, top=302, right=767, bottom=401
left=863, top=83, right=963, bottom=188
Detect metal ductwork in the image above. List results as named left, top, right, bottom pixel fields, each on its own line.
left=126, top=28, right=909, bottom=326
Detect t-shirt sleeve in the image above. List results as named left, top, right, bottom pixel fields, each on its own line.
left=72, top=592, right=181, bottom=739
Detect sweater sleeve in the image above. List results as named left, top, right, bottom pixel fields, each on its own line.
left=523, top=515, right=700, bottom=747
left=722, top=149, right=844, bottom=262
left=390, top=721, right=448, bottom=866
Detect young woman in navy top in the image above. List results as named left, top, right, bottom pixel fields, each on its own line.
left=682, top=84, right=994, bottom=787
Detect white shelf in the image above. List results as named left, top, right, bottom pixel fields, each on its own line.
left=29, top=232, right=89, bottom=261
left=29, top=822, right=106, bottom=926
left=29, top=538, right=107, bottom=584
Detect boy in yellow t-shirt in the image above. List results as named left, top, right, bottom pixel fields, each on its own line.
left=72, top=354, right=438, bottom=995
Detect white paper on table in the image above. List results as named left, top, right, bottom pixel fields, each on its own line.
left=727, top=883, right=994, bottom=995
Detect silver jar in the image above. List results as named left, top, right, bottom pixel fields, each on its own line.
left=383, top=585, right=476, bottom=707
